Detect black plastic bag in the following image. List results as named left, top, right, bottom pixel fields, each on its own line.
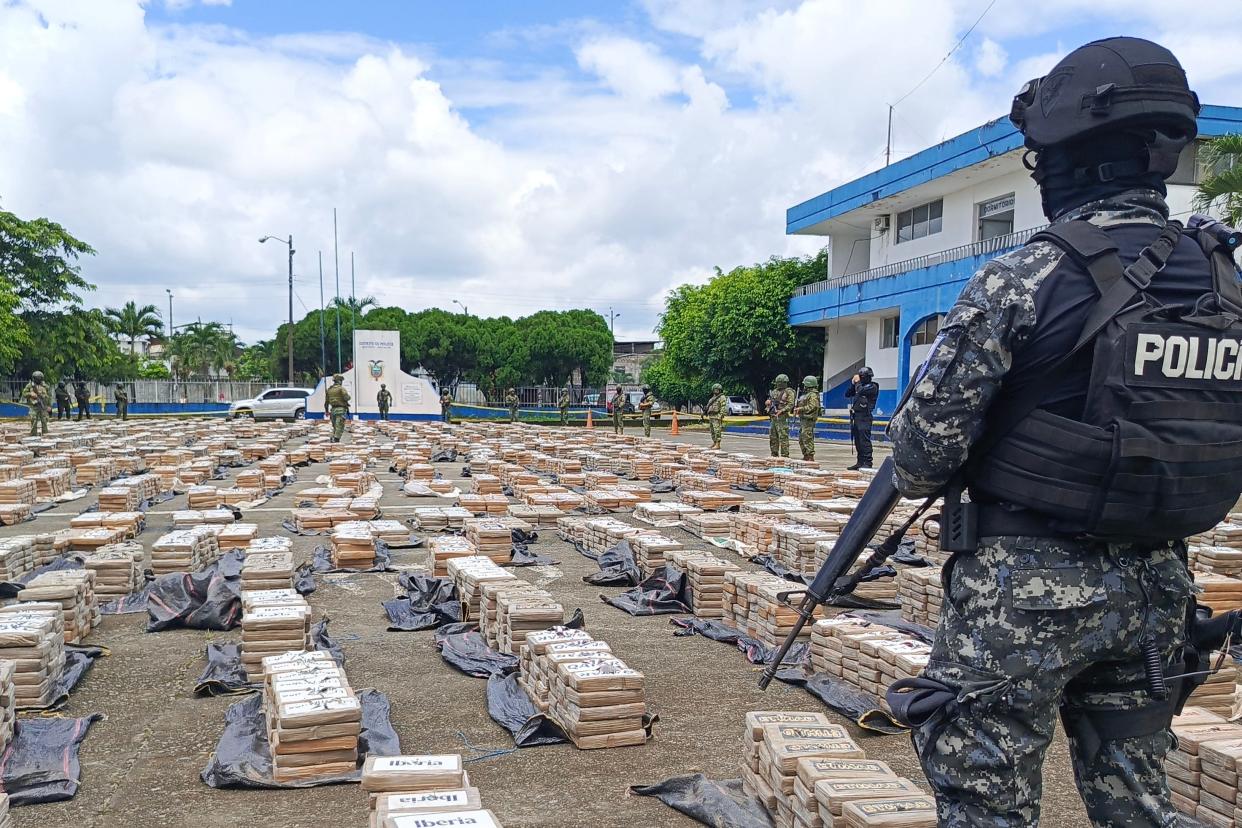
left=309, top=543, right=393, bottom=574
left=2, top=714, right=102, bottom=806
left=0, top=556, right=86, bottom=600
left=430, top=449, right=457, bottom=463
left=630, top=774, right=774, bottom=828
left=511, top=528, right=538, bottom=545
left=200, top=689, right=400, bottom=789
left=751, top=554, right=808, bottom=585
left=146, top=551, right=244, bottom=632
left=195, top=620, right=344, bottom=696
left=509, top=544, right=558, bottom=567
left=293, top=562, right=317, bottom=595
left=383, top=574, right=462, bottom=632
left=99, top=583, right=153, bottom=615
left=669, top=617, right=808, bottom=666
left=485, top=672, right=567, bottom=747
left=604, top=565, right=690, bottom=615
left=583, top=540, right=640, bottom=587
left=434, top=611, right=584, bottom=678
left=773, top=668, right=906, bottom=735
left=647, top=478, right=677, bottom=494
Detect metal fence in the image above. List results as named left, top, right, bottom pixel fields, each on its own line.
left=1, top=379, right=272, bottom=404
left=448, top=384, right=613, bottom=407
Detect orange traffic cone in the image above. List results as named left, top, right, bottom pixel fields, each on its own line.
left=586, top=407, right=594, bottom=429
left=670, top=409, right=679, bottom=436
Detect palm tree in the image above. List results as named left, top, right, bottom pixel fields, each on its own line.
left=1194, top=134, right=1242, bottom=226
left=331, top=295, right=378, bottom=316
left=104, top=301, right=163, bottom=355
left=168, top=321, right=236, bottom=380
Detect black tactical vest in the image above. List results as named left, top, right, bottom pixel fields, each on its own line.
left=967, top=219, right=1242, bottom=542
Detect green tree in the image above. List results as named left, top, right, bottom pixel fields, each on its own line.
left=235, top=343, right=275, bottom=381
left=0, top=207, right=95, bottom=309
left=17, top=308, right=128, bottom=382
left=105, top=300, right=164, bottom=355
left=469, top=316, right=525, bottom=400
left=333, top=295, right=378, bottom=317
left=168, top=322, right=238, bottom=380
left=641, top=353, right=716, bottom=410
left=1195, top=134, right=1242, bottom=225
left=136, top=360, right=171, bottom=380
left=522, top=309, right=613, bottom=386
left=656, top=250, right=827, bottom=405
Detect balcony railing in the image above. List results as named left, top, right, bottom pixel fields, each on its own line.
left=793, top=224, right=1048, bottom=297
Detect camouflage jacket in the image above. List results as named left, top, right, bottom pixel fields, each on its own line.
left=704, top=393, right=725, bottom=419
left=887, top=189, right=1170, bottom=497
left=505, top=393, right=518, bottom=407
left=794, top=391, right=821, bottom=420
left=114, top=388, right=128, bottom=403
left=377, top=389, right=392, bottom=406
left=74, top=383, right=89, bottom=399
left=767, top=387, right=795, bottom=417
left=558, top=393, right=570, bottom=409
left=639, top=393, right=654, bottom=411
left=610, top=393, right=625, bottom=411
left=440, top=393, right=453, bottom=408
left=22, top=382, right=49, bottom=411
left=326, top=384, right=351, bottom=409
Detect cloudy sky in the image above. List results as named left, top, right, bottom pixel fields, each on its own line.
left=1, top=0, right=1239, bottom=344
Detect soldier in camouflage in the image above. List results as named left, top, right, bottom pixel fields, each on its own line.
left=558, top=386, right=571, bottom=426
left=703, top=383, right=725, bottom=449
left=638, top=385, right=655, bottom=437
left=325, top=374, right=350, bottom=443
left=21, top=371, right=50, bottom=436
left=114, top=384, right=128, bottom=420
left=505, top=388, right=518, bottom=423
left=439, top=388, right=453, bottom=423
left=793, top=376, right=820, bottom=461
left=765, top=373, right=794, bottom=458
left=888, top=38, right=1207, bottom=828
left=610, top=387, right=626, bottom=434
left=54, top=380, right=71, bottom=420
left=376, top=384, right=392, bottom=420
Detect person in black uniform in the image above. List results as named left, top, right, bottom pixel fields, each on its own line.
left=844, top=366, right=878, bottom=470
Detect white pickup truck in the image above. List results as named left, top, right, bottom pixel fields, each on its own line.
left=228, top=387, right=314, bottom=420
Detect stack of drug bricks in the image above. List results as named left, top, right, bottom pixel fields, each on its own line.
left=678, top=489, right=745, bottom=511
left=809, top=618, right=931, bottom=704
left=262, top=650, right=359, bottom=782
left=683, top=511, right=735, bottom=539
left=774, top=524, right=838, bottom=578
left=241, top=591, right=311, bottom=679
left=464, top=520, right=513, bottom=565
left=897, top=567, right=943, bottom=628
left=667, top=550, right=740, bottom=618
left=68, top=509, right=145, bottom=539
left=723, top=571, right=825, bottom=644
left=411, top=506, right=472, bottom=532
left=0, top=604, right=65, bottom=708
left=506, top=504, right=562, bottom=528
left=172, top=509, right=235, bottom=528
left=329, top=521, right=380, bottom=569
left=362, top=754, right=495, bottom=828
left=630, top=533, right=683, bottom=579
left=0, top=662, right=12, bottom=762
left=241, top=539, right=295, bottom=592
left=495, top=587, right=565, bottom=655
left=82, top=542, right=145, bottom=599
left=1169, top=707, right=1242, bottom=826
left=18, top=570, right=98, bottom=643
left=217, top=522, right=259, bottom=550
left=518, top=626, right=598, bottom=712
left=1183, top=651, right=1239, bottom=718
left=743, top=711, right=936, bottom=828
left=0, top=537, right=34, bottom=582
left=150, top=527, right=220, bottom=575
left=1194, top=573, right=1242, bottom=613
left=457, top=493, right=509, bottom=516
left=446, top=557, right=515, bottom=622
left=430, top=536, right=478, bottom=578
left=540, top=635, right=648, bottom=749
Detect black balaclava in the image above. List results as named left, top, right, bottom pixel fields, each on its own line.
left=1030, top=129, right=1170, bottom=221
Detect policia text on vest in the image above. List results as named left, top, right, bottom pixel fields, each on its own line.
left=1131, top=328, right=1242, bottom=383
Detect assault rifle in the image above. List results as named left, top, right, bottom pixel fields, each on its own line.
left=757, top=456, right=936, bottom=690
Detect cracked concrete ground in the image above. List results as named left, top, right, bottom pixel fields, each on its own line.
left=2, top=423, right=1092, bottom=828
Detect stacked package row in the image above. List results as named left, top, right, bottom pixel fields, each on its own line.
left=330, top=522, right=378, bottom=569
left=0, top=604, right=65, bottom=708
left=82, top=542, right=145, bottom=598
left=362, top=754, right=497, bottom=828
left=809, top=618, right=931, bottom=704
left=241, top=538, right=295, bottom=591
left=411, top=506, right=472, bottom=532
left=446, top=557, right=515, bottom=622
left=241, top=591, right=311, bottom=679
left=742, top=711, right=935, bottom=828
left=0, top=537, right=35, bottom=581
left=1169, top=707, right=1242, bottom=826
left=667, top=550, right=740, bottom=618
left=630, top=534, right=683, bottom=579
left=150, top=527, right=221, bottom=575
left=18, top=569, right=98, bottom=643
left=723, top=571, right=825, bottom=645
left=544, top=641, right=647, bottom=749
left=896, top=567, right=943, bottom=628
left=262, top=650, right=359, bottom=782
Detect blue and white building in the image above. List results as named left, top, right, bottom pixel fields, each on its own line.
left=787, top=105, right=1242, bottom=417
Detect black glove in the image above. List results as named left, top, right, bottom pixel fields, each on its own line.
left=1191, top=606, right=1242, bottom=654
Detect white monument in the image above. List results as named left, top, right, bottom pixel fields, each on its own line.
left=307, top=328, right=439, bottom=418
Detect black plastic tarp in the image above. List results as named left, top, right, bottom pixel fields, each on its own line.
left=383, top=574, right=462, bottom=632
left=583, top=540, right=640, bottom=587
left=772, top=669, right=906, bottom=735
left=146, top=551, right=244, bottom=632
left=200, top=689, right=400, bottom=789
left=33, top=645, right=104, bottom=712
left=194, top=618, right=345, bottom=697
left=509, top=544, right=558, bottom=567
left=485, top=672, right=567, bottom=747
left=2, top=714, right=102, bottom=806
left=604, top=565, right=690, bottom=615
left=0, top=556, right=86, bottom=600
left=433, top=611, right=584, bottom=679
left=843, top=609, right=936, bottom=644
left=309, top=543, right=393, bottom=574
left=670, top=617, right=809, bottom=667
left=631, top=774, right=774, bottom=828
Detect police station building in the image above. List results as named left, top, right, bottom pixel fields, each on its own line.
left=787, top=104, right=1242, bottom=417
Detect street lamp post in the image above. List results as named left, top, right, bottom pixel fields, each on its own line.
left=260, top=235, right=295, bottom=383
left=452, top=300, right=468, bottom=315
left=165, top=289, right=173, bottom=338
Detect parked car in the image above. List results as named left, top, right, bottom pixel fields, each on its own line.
left=726, top=395, right=754, bottom=416
left=583, top=393, right=600, bottom=407
left=229, top=387, right=314, bottom=420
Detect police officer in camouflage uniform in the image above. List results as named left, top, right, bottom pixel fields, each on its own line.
left=114, top=384, right=128, bottom=420
left=610, top=387, right=626, bottom=434
left=793, top=376, right=820, bottom=461
left=844, top=367, right=878, bottom=470
left=376, top=384, right=392, bottom=421
left=888, top=38, right=1217, bottom=828
left=74, top=379, right=90, bottom=420
left=638, top=386, right=655, bottom=437
left=54, top=380, right=71, bottom=420
left=505, top=388, right=518, bottom=423
left=440, top=388, right=453, bottom=423
left=325, top=374, right=350, bottom=443
left=703, top=383, right=725, bottom=449
left=21, top=372, right=50, bottom=436
left=558, top=386, right=571, bottom=426
left=765, top=374, right=794, bottom=458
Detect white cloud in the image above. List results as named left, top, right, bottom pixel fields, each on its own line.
left=162, top=0, right=231, bottom=10
left=0, top=0, right=1238, bottom=348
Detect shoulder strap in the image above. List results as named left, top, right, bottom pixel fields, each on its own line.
left=1187, top=223, right=1242, bottom=316
left=970, top=220, right=1183, bottom=461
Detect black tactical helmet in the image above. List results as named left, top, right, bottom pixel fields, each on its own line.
left=1010, top=37, right=1199, bottom=153
left=858, top=366, right=873, bottom=381
left=642, top=385, right=650, bottom=392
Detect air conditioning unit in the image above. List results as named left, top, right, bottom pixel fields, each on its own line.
left=873, top=215, right=891, bottom=233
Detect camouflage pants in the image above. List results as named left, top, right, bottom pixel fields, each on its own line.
left=769, top=416, right=789, bottom=457
left=707, top=417, right=722, bottom=446
left=613, top=413, right=623, bottom=434
left=29, top=409, right=47, bottom=436
left=330, top=407, right=348, bottom=442
left=442, top=408, right=451, bottom=423
left=509, top=407, right=517, bottom=423
left=378, top=406, right=389, bottom=421
left=560, top=408, right=569, bottom=425
left=797, top=419, right=816, bottom=459
left=643, top=411, right=651, bottom=437
left=914, top=537, right=1190, bottom=828
left=116, top=401, right=127, bottom=420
